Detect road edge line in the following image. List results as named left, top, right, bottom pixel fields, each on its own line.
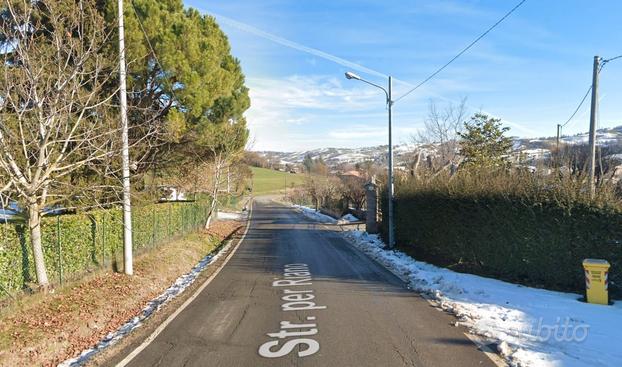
left=463, top=333, right=508, bottom=367
left=116, top=199, right=254, bottom=367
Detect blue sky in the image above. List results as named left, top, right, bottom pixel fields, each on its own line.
left=185, top=0, right=622, bottom=151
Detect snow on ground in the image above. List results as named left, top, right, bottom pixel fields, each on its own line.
left=58, top=240, right=237, bottom=367
left=293, top=205, right=337, bottom=223
left=293, top=205, right=361, bottom=225
left=340, top=230, right=622, bottom=367
left=339, top=214, right=360, bottom=223
left=216, top=211, right=246, bottom=221
left=291, top=203, right=622, bottom=366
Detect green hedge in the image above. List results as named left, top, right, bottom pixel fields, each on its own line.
left=0, top=201, right=208, bottom=296
left=380, top=184, right=622, bottom=299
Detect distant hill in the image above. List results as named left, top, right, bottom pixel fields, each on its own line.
left=259, top=126, right=622, bottom=168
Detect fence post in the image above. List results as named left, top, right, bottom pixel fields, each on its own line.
left=92, top=216, right=97, bottom=266
left=181, top=205, right=185, bottom=235
left=151, top=207, right=156, bottom=248
left=56, top=216, right=63, bottom=285
left=102, top=213, right=106, bottom=266
left=168, top=204, right=172, bottom=240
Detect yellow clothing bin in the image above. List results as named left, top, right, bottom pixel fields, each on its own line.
left=582, top=259, right=610, bottom=305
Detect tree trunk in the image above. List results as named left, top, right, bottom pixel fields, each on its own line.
left=204, top=192, right=218, bottom=230
left=28, top=203, right=50, bottom=290
left=204, top=160, right=223, bottom=230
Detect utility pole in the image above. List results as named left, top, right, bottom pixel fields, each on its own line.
left=556, top=124, right=561, bottom=167
left=588, top=56, right=600, bottom=198
left=118, top=0, right=133, bottom=275
left=387, top=76, right=395, bottom=248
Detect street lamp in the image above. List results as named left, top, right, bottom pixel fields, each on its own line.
left=345, top=71, right=395, bottom=248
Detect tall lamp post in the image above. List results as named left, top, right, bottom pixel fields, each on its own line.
left=345, top=72, right=395, bottom=248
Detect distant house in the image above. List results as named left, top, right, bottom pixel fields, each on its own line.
left=159, top=186, right=187, bottom=201
left=0, top=202, right=19, bottom=223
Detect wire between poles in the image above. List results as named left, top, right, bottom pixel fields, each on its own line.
left=559, top=54, right=619, bottom=134
left=394, top=0, right=528, bottom=103
left=561, top=85, right=592, bottom=128
left=603, top=55, right=622, bottom=64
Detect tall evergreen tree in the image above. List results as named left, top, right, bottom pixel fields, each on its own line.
left=101, top=0, right=250, bottom=175
left=458, top=113, right=512, bottom=169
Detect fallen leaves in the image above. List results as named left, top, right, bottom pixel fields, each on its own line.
left=0, top=220, right=242, bottom=366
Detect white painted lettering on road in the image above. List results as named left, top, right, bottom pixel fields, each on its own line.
left=259, top=263, right=326, bottom=358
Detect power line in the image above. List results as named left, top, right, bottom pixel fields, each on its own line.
left=561, top=85, right=592, bottom=128
left=603, top=54, right=622, bottom=64
left=394, top=0, right=528, bottom=103
left=559, top=53, right=618, bottom=133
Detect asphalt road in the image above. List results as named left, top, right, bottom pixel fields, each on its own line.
left=115, top=198, right=497, bottom=367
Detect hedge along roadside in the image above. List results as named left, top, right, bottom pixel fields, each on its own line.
left=0, top=201, right=210, bottom=297
left=379, top=182, right=622, bottom=299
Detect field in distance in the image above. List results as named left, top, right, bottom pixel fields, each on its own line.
left=251, top=167, right=306, bottom=195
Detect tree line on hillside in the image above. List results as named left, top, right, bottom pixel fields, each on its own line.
left=0, top=0, right=250, bottom=290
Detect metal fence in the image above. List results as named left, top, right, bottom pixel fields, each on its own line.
left=0, top=201, right=209, bottom=296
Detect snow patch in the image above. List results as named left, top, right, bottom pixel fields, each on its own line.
left=293, top=205, right=337, bottom=223
left=340, top=230, right=622, bottom=367
left=58, top=240, right=236, bottom=367
left=337, top=214, right=360, bottom=224
left=216, top=211, right=245, bottom=221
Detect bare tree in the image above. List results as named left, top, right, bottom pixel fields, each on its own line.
left=340, top=175, right=366, bottom=211
left=164, top=119, right=247, bottom=230
left=303, top=175, right=342, bottom=212
left=0, top=1, right=121, bottom=290
left=412, top=98, right=468, bottom=170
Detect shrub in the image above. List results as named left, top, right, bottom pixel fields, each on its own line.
left=381, top=170, right=622, bottom=298
left=0, top=201, right=209, bottom=297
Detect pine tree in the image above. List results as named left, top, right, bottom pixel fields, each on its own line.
left=303, top=154, right=314, bottom=173
left=458, top=113, right=512, bottom=169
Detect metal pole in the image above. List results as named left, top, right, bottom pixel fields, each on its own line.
left=56, top=216, right=63, bottom=284
left=556, top=124, right=561, bottom=167
left=387, top=76, right=395, bottom=248
left=151, top=207, right=156, bottom=247
left=168, top=203, right=172, bottom=239
left=118, top=0, right=133, bottom=274
left=102, top=213, right=106, bottom=266
left=588, top=56, right=600, bottom=198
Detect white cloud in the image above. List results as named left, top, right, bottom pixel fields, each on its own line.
left=245, top=75, right=395, bottom=150
left=247, top=75, right=382, bottom=113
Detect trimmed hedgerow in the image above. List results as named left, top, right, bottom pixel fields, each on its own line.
left=0, top=201, right=209, bottom=296
left=381, top=171, right=622, bottom=299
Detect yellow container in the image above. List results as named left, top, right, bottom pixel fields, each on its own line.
left=582, top=259, right=610, bottom=305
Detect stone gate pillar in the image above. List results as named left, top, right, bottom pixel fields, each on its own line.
left=364, top=178, right=378, bottom=234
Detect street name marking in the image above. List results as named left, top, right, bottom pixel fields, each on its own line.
left=258, top=263, right=326, bottom=358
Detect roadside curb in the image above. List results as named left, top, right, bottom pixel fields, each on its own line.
left=292, top=204, right=507, bottom=367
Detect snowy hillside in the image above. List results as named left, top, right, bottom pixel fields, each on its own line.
left=259, top=126, right=622, bottom=168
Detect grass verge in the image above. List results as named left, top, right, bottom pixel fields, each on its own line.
left=251, top=166, right=306, bottom=195
left=0, top=220, right=242, bottom=367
